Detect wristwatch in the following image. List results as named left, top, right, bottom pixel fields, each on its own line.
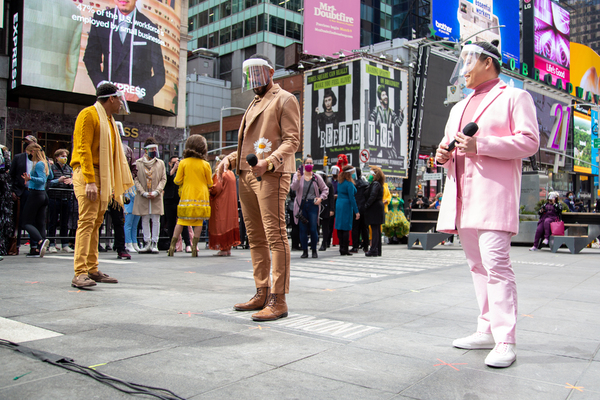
left=266, top=158, right=274, bottom=172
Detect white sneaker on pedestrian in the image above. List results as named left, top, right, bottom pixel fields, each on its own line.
left=61, top=246, right=74, bottom=253
left=542, top=238, right=549, bottom=245
left=444, top=241, right=453, bottom=246
left=126, top=243, right=137, bottom=253
left=529, top=246, right=539, bottom=251
left=132, top=242, right=141, bottom=252
left=452, top=332, right=495, bottom=349
left=150, top=241, right=159, bottom=254
left=48, top=246, right=58, bottom=254
left=485, top=342, right=516, bottom=368
left=139, top=241, right=151, bottom=253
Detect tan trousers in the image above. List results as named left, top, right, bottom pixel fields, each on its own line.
left=73, top=168, right=105, bottom=277
left=239, top=170, right=291, bottom=294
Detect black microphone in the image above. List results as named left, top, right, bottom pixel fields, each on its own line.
left=246, top=153, right=261, bottom=181
left=446, top=122, right=479, bottom=152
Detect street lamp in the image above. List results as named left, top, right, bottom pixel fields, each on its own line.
left=220, top=106, right=246, bottom=153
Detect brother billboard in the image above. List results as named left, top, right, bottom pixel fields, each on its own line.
left=303, top=0, right=360, bottom=58
left=11, top=0, right=181, bottom=115
left=304, top=58, right=409, bottom=178
left=431, top=0, right=520, bottom=66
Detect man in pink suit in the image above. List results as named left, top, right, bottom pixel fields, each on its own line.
left=435, top=40, right=540, bottom=368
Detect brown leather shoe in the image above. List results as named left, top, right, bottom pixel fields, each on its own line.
left=233, top=287, right=270, bottom=311
left=88, top=270, right=118, bottom=283
left=251, top=294, right=288, bottom=321
left=71, top=274, right=97, bottom=288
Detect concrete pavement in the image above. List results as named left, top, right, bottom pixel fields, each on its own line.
left=1, top=242, right=599, bottom=399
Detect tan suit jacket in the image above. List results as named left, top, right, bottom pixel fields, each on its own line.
left=227, top=84, right=301, bottom=174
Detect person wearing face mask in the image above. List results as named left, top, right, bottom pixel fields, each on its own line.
left=291, top=155, right=329, bottom=259
left=411, top=189, right=430, bottom=209
left=47, top=149, right=74, bottom=253
left=565, top=191, right=576, bottom=212
left=133, top=138, right=167, bottom=254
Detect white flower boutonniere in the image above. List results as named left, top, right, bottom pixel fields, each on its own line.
left=254, top=138, right=272, bottom=154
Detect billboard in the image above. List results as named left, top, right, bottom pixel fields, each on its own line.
left=13, top=0, right=181, bottom=114
left=573, top=110, right=592, bottom=174
left=303, top=59, right=409, bottom=177
left=533, top=0, right=570, bottom=86
left=431, top=0, right=520, bottom=66
left=303, top=0, right=360, bottom=58
left=569, top=42, right=600, bottom=98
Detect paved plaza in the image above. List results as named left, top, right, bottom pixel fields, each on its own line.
left=1, top=242, right=599, bottom=399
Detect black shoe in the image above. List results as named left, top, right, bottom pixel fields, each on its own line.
left=312, top=250, right=318, bottom=258
left=26, top=249, right=41, bottom=258
left=98, top=245, right=107, bottom=252
left=365, top=251, right=377, bottom=257
left=318, top=245, right=326, bottom=251
left=105, top=244, right=112, bottom=251
left=349, top=248, right=359, bottom=253
left=301, top=250, right=308, bottom=258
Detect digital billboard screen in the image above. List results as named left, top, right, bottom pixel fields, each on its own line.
left=573, top=110, right=592, bottom=174
left=13, top=0, right=181, bottom=114
left=303, top=0, right=360, bottom=58
left=533, top=0, right=570, bottom=86
left=431, top=0, right=520, bottom=66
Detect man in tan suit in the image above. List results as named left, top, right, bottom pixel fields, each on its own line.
left=216, top=55, right=300, bottom=321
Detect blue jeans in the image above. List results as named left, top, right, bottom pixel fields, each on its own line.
left=124, top=213, right=141, bottom=244
left=299, top=201, right=319, bottom=251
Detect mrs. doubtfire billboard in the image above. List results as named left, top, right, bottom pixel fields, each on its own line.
left=304, top=58, right=409, bottom=178
left=11, top=0, right=181, bottom=114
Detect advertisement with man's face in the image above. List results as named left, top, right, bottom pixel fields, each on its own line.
left=17, top=0, right=180, bottom=114
left=431, top=0, right=520, bottom=66
left=303, top=59, right=408, bottom=178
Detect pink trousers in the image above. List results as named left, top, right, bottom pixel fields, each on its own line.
left=457, top=224, right=517, bottom=344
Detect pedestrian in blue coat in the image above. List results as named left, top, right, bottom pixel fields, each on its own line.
left=334, top=165, right=360, bottom=256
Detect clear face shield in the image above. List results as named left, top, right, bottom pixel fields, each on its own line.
left=97, top=90, right=131, bottom=115
left=449, top=44, right=500, bottom=85
left=144, top=144, right=159, bottom=159
left=242, top=59, right=273, bottom=92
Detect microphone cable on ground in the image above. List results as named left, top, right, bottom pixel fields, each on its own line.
left=0, top=339, right=186, bottom=400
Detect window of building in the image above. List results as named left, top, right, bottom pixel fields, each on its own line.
left=275, top=45, right=285, bottom=70
left=204, top=132, right=218, bottom=152
left=198, top=10, right=208, bottom=28
left=197, top=35, right=208, bottom=48
left=208, top=6, right=219, bottom=23
left=269, top=0, right=279, bottom=5
left=286, top=0, right=303, bottom=12
left=269, top=15, right=285, bottom=35
left=286, top=20, right=301, bottom=40
left=225, top=130, right=238, bottom=145
left=208, top=32, right=217, bottom=48
left=232, top=0, right=243, bottom=13
left=220, top=26, right=231, bottom=45
left=220, top=53, right=233, bottom=80
left=232, top=21, right=244, bottom=41
left=257, top=14, right=266, bottom=31
left=244, top=45, right=257, bottom=60
left=245, top=0, right=257, bottom=8
left=381, top=12, right=391, bottom=30
left=220, top=1, right=232, bottom=18
left=188, top=16, right=195, bottom=31
left=245, top=17, right=257, bottom=35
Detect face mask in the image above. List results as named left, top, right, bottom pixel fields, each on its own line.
left=569, top=195, right=574, bottom=200
left=27, top=153, right=33, bottom=161
left=304, top=164, right=313, bottom=172
left=58, top=157, right=68, bottom=165
left=439, top=197, right=442, bottom=201
left=351, top=173, right=357, bottom=180
left=367, top=174, right=374, bottom=183
left=418, top=194, right=423, bottom=198
left=148, top=151, right=157, bottom=159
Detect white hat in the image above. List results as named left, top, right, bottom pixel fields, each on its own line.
left=331, top=166, right=340, bottom=175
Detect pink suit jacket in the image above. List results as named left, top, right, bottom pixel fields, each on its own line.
left=436, top=80, right=540, bottom=235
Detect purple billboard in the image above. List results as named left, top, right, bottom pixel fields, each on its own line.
left=533, top=0, right=570, bottom=85
left=303, top=0, right=360, bottom=58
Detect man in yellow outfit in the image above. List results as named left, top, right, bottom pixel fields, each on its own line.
left=70, top=83, right=134, bottom=288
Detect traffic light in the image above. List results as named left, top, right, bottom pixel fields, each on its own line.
left=323, top=155, right=328, bottom=166
left=429, top=157, right=435, bottom=168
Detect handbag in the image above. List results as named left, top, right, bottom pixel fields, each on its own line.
left=295, top=177, right=315, bottom=224
left=550, top=220, right=565, bottom=236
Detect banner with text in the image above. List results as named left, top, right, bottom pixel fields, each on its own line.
left=303, top=0, right=360, bottom=57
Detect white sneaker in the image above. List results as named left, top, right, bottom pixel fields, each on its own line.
left=48, top=246, right=58, bottom=254
left=132, top=242, right=141, bottom=252
left=61, top=246, right=74, bottom=253
left=444, top=241, right=453, bottom=246
left=529, top=246, right=539, bottom=251
left=139, top=241, right=151, bottom=253
left=452, top=332, right=495, bottom=350
left=485, top=342, right=516, bottom=368
left=150, top=241, right=159, bottom=254
left=542, top=238, right=549, bottom=245
left=125, top=243, right=137, bottom=253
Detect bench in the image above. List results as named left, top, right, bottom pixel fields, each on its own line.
left=407, top=209, right=453, bottom=250
left=550, top=213, right=600, bottom=254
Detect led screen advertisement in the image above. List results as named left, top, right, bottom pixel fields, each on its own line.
left=533, top=0, right=570, bottom=86
left=12, top=0, right=181, bottom=114
left=569, top=42, right=600, bottom=99
left=431, top=0, right=520, bottom=66
left=573, top=110, right=592, bottom=174
left=304, top=59, right=409, bottom=177
left=303, top=0, right=360, bottom=58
